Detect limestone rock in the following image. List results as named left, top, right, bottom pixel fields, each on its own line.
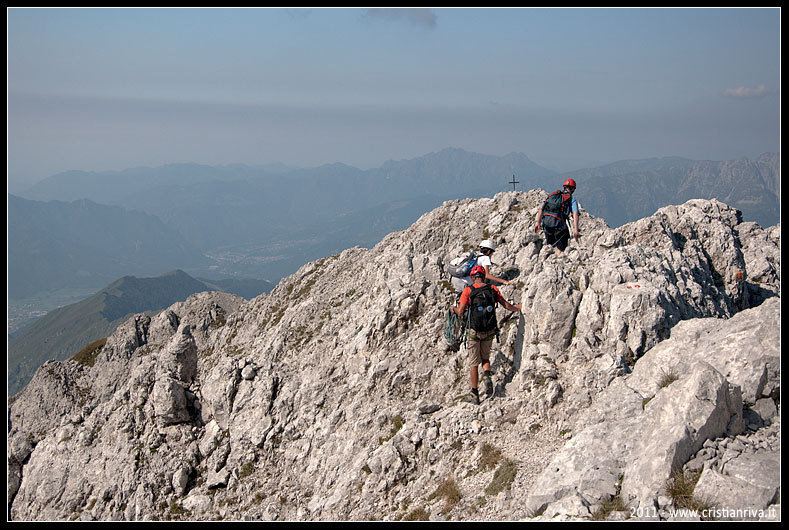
left=7, top=192, right=780, bottom=521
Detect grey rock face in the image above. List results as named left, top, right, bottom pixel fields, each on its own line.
left=7, top=192, right=779, bottom=521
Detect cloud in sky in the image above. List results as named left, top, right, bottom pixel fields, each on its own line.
left=722, top=84, right=774, bottom=99
left=362, top=8, right=437, bottom=29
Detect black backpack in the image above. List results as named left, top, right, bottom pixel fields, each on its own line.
left=541, top=190, right=572, bottom=230
left=466, top=284, right=498, bottom=333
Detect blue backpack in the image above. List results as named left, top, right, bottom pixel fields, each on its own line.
left=541, top=190, right=572, bottom=230
left=447, top=251, right=478, bottom=279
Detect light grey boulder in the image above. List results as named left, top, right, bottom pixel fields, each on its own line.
left=625, top=297, right=780, bottom=405
left=619, top=361, right=743, bottom=509
left=693, top=450, right=781, bottom=520
left=526, top=361, right=743, bottom=515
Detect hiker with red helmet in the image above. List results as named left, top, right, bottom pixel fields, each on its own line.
left=452, top=265, right=522, bottom=405
left=534, top=178, right=581, bottom=254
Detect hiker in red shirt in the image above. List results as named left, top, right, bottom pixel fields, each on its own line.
left=453, top=265, right=522, bottom=404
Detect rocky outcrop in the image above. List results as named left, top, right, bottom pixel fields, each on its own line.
left=526, top=297, right=779, bottom=519
left=7, top=191, right=780, bottom=521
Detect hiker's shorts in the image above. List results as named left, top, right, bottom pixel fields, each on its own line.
left=545, top=227, right=570, bottom=251
left=467, top=329, right=496, bottom=366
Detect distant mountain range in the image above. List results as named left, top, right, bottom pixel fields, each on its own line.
left=559, top=152, right=780, bottom=228
left=8, top=194, right=210, bottom=299
left=20, top=148, right=555, bottom=249
left=10, top=148, right=780, bottom=303
left=7, top=269, right=269, bottom=396
left=10, top=149, right=556, bottom=299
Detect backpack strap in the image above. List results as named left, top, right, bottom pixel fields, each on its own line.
left=561, top=193, right=572, bottom=216
left=469, top=283, right=495, bottom=302
left=543, top=212, right=564, bottom=222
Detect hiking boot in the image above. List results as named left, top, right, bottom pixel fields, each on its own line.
left=464, top=392, right=480, bottom=405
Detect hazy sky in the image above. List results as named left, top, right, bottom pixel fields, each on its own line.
left=7, top=7, right=781, bottom=190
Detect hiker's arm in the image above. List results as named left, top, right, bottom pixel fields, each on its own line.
left=484, top=266, right=513, bottom=286
left=494, top=289, right=521, bottom=312
left=573, top=211, right=580, bottom=240
left=502, top=301, right=522, bottom=313
left=534, top=205, right=543, bottom=233
left=486, top=272, right=513, bottom=286
left=454, top=287, right=472, bottom=315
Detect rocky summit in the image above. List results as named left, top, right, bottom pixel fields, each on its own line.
left=7, top=190, right=780, bottom=521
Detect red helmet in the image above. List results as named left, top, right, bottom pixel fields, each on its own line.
left=470, top=265, right=486, bottom=278
left=563, top=178, right=577, bottom=189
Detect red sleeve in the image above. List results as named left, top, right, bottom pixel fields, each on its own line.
left=458, top=286, right=471, bottom=306
left=492, top=286, right=506, bottom=304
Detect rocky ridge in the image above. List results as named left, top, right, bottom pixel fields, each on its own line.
left=7, top=190, right=780, bottom=521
